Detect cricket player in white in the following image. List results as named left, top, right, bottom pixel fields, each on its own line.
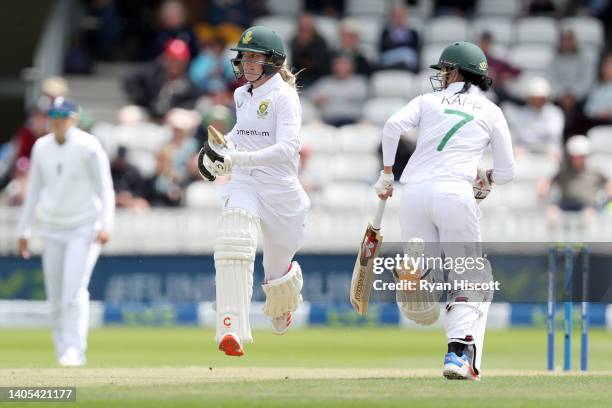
left=375, top=42, right=515, bottom=379
left=17, top=98, right=114, bottom=367
left=197, top=26, right=309, bottom=356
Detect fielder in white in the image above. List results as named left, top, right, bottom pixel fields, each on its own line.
left=17, top=98, right=114, bottom=367
left=197, top=26, right=310, bottom=356
left=375, top=42, right=515, bottom=380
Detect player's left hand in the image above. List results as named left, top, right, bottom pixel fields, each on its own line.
left=96, top=230, right=110, bottom=245
left=473, top=167, right=493, bottom=203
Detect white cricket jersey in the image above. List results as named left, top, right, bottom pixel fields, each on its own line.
left=382, top=82, right=515, bottom=185
left=227, top=73, right=302, bottom=183
left=16, top=127, right=115, bottom=237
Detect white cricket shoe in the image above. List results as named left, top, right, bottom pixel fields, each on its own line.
left=271, top=311, right=292, bottom=335
left=443, top=352, right=479, bottom=380
left=58, top=348, right=85, bottom=367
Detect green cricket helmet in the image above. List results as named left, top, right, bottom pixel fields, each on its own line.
left=230, top=26, right=286, bottom=81
left=429, top=41, right=492, bottom=91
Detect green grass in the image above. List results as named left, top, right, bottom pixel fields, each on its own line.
left=1, top=327, right=611, bottom=407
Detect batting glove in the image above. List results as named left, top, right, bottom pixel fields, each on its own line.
left=473, top=168, right=493, bottom=203
left=374, top=171, right=394, bottom=195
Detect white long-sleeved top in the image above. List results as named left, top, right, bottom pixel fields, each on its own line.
left=382, top=82, right=515, bottom=185
left=226, top=73, right=302, bottom=183
left=16, top=127, right=115, bottom=238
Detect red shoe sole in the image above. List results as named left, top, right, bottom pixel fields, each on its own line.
left=218, top=334, right=244, bottom=357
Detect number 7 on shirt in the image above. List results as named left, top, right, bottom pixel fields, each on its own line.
left=437, top=109, right=474, bottom=151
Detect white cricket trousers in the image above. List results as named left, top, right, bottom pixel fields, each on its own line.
left=399, top=179, right=490, bottom=373
left=222, top=173, right=310, bottom=281
left=40, top=222, right=100, bottom=359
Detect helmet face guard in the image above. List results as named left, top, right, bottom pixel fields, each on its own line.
left=231, top=50, right=285, bottom=83
left=429, top=62, right=458, bottom=92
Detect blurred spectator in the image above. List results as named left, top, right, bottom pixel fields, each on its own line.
left=4, top=157, right=30, bottom=206
left=478, top=32, right=521, bottom=102
left=189, top=36, right=235, bottom=94
left=42, top=77, right=69, bottom=100
left=584, top=54, right=612, bottom=123
left=116, top=105, right=149, bottom=125
left=144, top=146, right=183, bottom=207
left=548, top=30, right=594, bottom=101
left=290, top=13, right=332, bottom=88
left=308, top=54, right=368, bottom=127
left=539, top=135, right=611, bottom=225
left=1, top=78, right=66, bottom=189
left=111, top=146, right=149, bottom=209
left=148, top=0, right=199, bottom=61
left=335, top=19, right=371, bottom=77
left=506, top=78, right=564, bottom=159
left=12, top=100, right=49, bottom=162
left=379, top=4, right=420, bottom=72
left=124, top=39, right=200, bottom=120
left=164, top=108, right=200, bottom=183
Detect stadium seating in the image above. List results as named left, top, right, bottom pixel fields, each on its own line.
left=321, top=181, right=371, bottom=212
left=331, top=153, right=380, bottom=183
left=470, top=18, right=514, bottom=45
left=300, top=123, right=339, bottom=154
left=420, top=44, right=446, bottom=71
left=588, top=154, right=612, bottom=179
left=315, top=16, right=340, bottom=49
left=476, top=0, right=522, bottom=18
left=265, top=0, right=302, bottom=16
left=424, top=16, right=468, bottom=45
left=300, top=98, right=321, bottom=124
left=561, top=16, right=605, bottom=51
left=363, top=97, right=407, bottom=127
left=587, top=126, right=612, bottom=154
left=185, top=181, right=222, bottom=209
left=337, top=123, right=381, bottom=154
left=370, top=70, right=417, bottom=99
left=515, top=17, right=559, bottom=46
left=348, top=16, right=382, bottom=48
left=346, top=0, right=390, bottom=17
left=508, top=44, right=555, bottom=72
left=252, top=16, right=295, bottom=43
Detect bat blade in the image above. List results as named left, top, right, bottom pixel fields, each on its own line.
left=207, top=125, right=227, bottom=145
left=349, top=223, right=383, bottom=315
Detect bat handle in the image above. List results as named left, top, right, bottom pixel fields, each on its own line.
left=372, top=198, right=387, bottom=230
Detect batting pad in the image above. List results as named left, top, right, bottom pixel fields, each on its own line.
left=396, top=239, right=441, bottom=326
left=262, top=261, right=303, bottom=318
left=214, top=208, right=259, bottom=344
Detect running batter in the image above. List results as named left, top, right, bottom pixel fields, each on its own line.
left=374, top=42, right=515, bottom=379
left=197, top=26, right=310, bottom=356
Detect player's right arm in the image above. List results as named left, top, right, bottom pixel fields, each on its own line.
left=16, top=142, right=44, bottom=258
left=381, top=96, right=421, bottom=168
left=489, top=108, right=515, bottom=185
left=376, top=96, right=422, bottom=198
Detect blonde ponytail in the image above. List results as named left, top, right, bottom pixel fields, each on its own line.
left=278, top=63, right=302, bottom=89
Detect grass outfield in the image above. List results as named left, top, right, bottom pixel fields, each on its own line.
left=1, top=327, right=611, bottom=407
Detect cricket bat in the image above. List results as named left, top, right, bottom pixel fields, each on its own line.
left=350, top=198, right=387, bottom=315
